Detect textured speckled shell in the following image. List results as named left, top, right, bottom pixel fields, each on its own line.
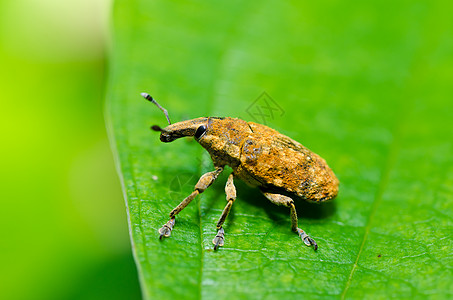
left=237, top=122, right=338, bottom=202
left=198, top=118, right=339, bottom=203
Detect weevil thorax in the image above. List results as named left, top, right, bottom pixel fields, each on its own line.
left=158, top=117, right=208, bottom=142
left=196, top=117, right=251, bottom=168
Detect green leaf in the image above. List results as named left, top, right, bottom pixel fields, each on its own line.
left=107, top=1, right=453, bottom=299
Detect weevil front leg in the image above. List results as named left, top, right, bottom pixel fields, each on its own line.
left=158, top=166, right=224, bottom=239
left=212, top=173, right=236, bottom=250
left=261, top=191, right=318, bottom=250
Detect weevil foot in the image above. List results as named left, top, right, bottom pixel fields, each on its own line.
left=212, top=227, right=225, bottom=250
left=297, top=228, right=318, bottom=251
left=158, top=217, right=175, bottom=239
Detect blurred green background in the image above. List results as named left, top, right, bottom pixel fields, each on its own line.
left=0, top=0, right=140, bottom=299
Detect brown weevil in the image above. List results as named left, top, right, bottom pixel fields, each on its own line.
left=142, top=92, right=339, bottom=251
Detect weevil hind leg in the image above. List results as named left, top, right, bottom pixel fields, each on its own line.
left=213, top=227, right=225, bottom=250
left=158, top=217, right=175, bottom=239
left=261, top=191, right=318, bottom=251
left=212, top=173, right=237, bottom=250
left=296, top=228, right=318, bottom=250
left=158, top=166, right=224, bottom=240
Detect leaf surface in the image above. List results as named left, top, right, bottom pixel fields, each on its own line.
left=107, top=1, right=453, bottom=298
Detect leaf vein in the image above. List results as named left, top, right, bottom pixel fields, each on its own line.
left=340, top=124, right=401, bottom=299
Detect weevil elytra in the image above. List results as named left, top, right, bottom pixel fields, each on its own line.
left=142, top=93, right=339, bottom=251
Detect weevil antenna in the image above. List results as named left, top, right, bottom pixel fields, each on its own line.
left=141, top=92, right=172, bottom=125
left=150, top=125, right=168, bottom=133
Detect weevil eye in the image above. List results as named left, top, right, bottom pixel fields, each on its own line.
left=194, top=125, right=207, bottom=139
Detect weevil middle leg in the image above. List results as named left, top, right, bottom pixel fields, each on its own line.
left=261, top=191, right=318, bottom=250
left=158, top=166, right=224, bottom=239
left=212, top=173, right=237, bottom=250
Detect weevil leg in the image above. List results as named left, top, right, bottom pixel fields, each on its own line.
left=216, top=173, right=236, bottom=228
left=212, top=173, right=237, bottom=250
left=213, top=227, right=225, bottom=250
left=158, top=166, right=224, bottom=239
left=158, top=217, right=175, bottom=239
left=261, top=191, right=318, bottom=251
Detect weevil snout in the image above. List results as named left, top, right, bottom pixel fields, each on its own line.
left=150, top=125, right=175, bottom=142
left=151, top=119, right=209, bottom=142
left=160, top=133, right=174, bottom=143
left=150, top=125, right=187, bottom=143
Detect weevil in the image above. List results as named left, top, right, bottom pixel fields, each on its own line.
left=141, top=93, right=339, bottom=251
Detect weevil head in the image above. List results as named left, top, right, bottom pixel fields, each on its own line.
left=142, top=93, right=250, bottom=164
left=153, top=117, right=251, bottom=165
left=152, top=117, right=209, bottom=142
left=153, top=117, right=236, bottom=145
